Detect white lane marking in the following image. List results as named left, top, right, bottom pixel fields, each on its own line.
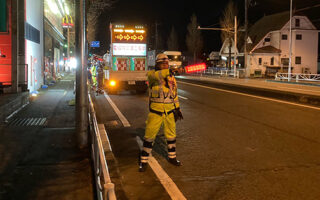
left=136, top=137, right=187, bottom=200
left=103, top=91, right=131, bottom=127
left=5, top=102, right=30, bottom=122
left=178, top=95, right=188, bottom=100
left=178, top=81, right=320, bottom=111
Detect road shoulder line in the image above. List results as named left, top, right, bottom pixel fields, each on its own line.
left=103, top=92, right=131, bottom=127
left=136, top=136, right=186, bottom=200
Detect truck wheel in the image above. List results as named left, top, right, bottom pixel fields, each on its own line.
left=107, top=88, right=117, bottom=95
left=136, top=88, right=147, bottom=94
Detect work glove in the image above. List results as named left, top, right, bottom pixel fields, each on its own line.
left=173, top=108, right=183, bottom=122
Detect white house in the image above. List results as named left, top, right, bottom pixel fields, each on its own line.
left=247, top=12, right=318, bottom=77
left=219, top=12, right=319, bottom=77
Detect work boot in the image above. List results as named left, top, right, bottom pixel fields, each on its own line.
left=139, top=162, right=148, bottom=172
left=168, top=157, right=181, bottom=166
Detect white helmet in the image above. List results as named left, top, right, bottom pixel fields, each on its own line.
left=156, top=53, right=169, bottom=63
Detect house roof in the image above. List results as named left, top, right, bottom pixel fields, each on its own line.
left=252, top=45, right=281, bottom=53
left=247, top=11, right=290, bottom=52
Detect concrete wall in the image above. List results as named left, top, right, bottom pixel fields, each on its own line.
left=26, top=0, right=44, bottom=92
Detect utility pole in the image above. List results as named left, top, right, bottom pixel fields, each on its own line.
left=198, top=18, right=240, bottom=77
left=234, top=16, right=237, bottom=77
left=75, top=0, right=88, bottom=148
left=155, top=21, right=158, bottom=51
left=244, top=0, right=248, bottom=77
left=288, top=0, right=293, bottom=81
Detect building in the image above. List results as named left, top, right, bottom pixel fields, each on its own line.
left=247, top=12, right=318, bottom=77
left=0, top=0, right=44, bottom=93
left=0, top=0, right=73, bottom=94
left=219, top=12, right=319, bottom=77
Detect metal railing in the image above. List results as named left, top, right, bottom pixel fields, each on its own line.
left=88, top=94, right=116, bottom=200
left=188, top=68, right=246, bottom=78
left=275, top=73, right=320, bottom=82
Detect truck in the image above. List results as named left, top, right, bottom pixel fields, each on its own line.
left=104, top=23, right=148, bottom=94
left=147, top=50, right=183, bottom=74
left=163, top=51, right=183, bottom=74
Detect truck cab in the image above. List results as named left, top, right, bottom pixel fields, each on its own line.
left=163, top=51, right=182, bottom=74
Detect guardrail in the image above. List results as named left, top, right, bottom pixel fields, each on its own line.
left=188, top=68, right=246, bottom=78
left=88, top=94, right=116, bottom=200
left=275, top=73, right=320, bottom=82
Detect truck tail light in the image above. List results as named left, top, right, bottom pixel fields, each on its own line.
left=109, top=80, right=116, bottom=87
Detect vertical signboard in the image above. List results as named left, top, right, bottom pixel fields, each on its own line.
left=0, top=0, right=7, bottom=32
left=0, top=0, right=11, bottom=85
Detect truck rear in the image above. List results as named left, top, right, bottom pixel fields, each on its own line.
left=105, top=24, right=148, bottom=94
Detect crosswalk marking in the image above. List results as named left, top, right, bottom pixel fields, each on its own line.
left=8, top=117, right=47, bottom=126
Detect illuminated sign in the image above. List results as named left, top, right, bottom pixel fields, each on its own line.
left=111, top=25, right=146, bottom=43
left=90, top=41, right=100, bottom=48
left=112, top=43, right=146, bottom=56
left=185, top=63, right=206, bottom=73
left=62, top=15, right=74, bottom=28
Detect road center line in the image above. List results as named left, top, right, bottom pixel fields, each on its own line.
left=178, top=95, right=188, bottom=100
left=178, top=81, right=320, bottom=111
left=136, top=136, right=187, bottom=200
left=103, top=91, right=131, bottom=127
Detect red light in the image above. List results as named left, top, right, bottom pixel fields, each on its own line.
left=184, top=63, right=206, bottom=73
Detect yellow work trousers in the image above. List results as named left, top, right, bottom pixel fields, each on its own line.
left=92, top=76, right=97, bottom=86
left=144, top=112, right=176, bottom=141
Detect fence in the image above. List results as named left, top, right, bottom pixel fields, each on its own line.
left=188, top=68, right=246, bottom=78
left=275, top=73, right=320, bottom=82
left=88, top=94, right=116, bottom=200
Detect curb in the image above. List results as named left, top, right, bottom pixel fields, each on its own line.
left=266, top=79, right=320, bottom=87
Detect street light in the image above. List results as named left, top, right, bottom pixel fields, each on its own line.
left=288, top=0, right=293, bottom=81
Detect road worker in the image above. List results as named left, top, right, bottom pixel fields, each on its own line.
left=90, top=59, right=97, bottom=88
left=139, top=53, right=183, bottom=172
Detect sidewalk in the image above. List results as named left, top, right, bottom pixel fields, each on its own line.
left=177, top=75, right=320, bottom=106
left=0, top=73, right=94, bottom=200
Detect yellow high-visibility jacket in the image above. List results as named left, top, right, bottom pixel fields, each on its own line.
left=147, top=69, right=180, bottom=113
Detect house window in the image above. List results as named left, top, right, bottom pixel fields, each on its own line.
left=259, top=58, right=262, bottom=65
left=282, top=34, right=287, bottom=40
left=270, top=57, right=274, bottom=65
left=296, top=34, right=302, bottom=40
left=264, top=37, right=271, bottom=42
left=295, top=56, right=301, bottom=64
left=295, top=18, right=300, bottom=27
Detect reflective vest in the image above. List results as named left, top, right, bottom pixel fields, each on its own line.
left=148, top=69, right=180, bottom=113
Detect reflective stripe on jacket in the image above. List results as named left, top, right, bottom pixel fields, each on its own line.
left=147, top=69, right=180, bottom=113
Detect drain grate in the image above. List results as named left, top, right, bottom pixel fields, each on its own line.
left=8, top=117, right=47, bottom=126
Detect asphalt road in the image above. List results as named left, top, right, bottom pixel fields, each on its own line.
left=93, top=79, right=320, bottom=200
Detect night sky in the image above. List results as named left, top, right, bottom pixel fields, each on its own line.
left=95, top=0, right=320, bottom=54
